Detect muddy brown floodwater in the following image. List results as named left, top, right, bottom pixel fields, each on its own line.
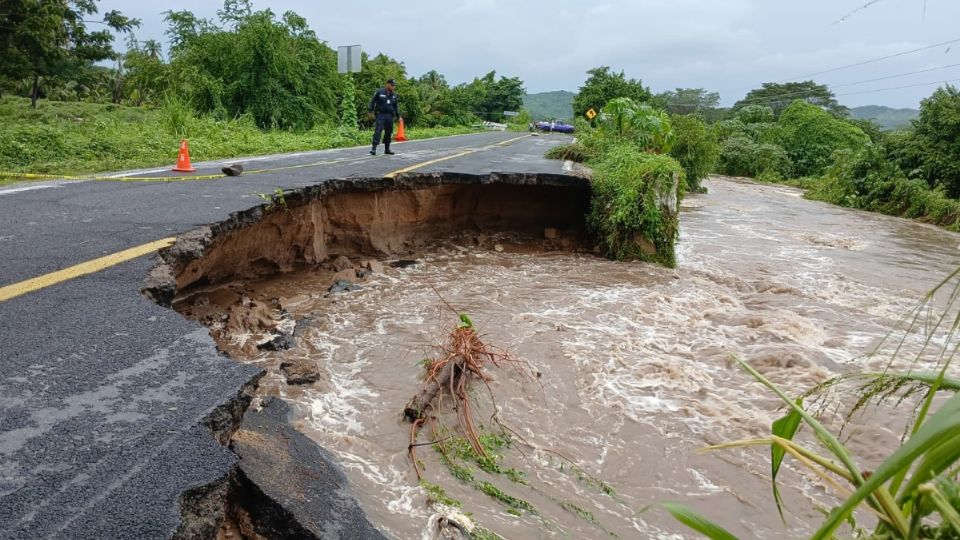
left=177, top=176, right=960, bottom=539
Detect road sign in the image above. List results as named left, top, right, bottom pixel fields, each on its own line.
left=503, top=111, right=519, bottom=117
left=338, top=45, right=362, bottom=73
left=585, top=108, right=597, bottom=120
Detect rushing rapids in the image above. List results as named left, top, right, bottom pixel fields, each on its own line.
left=164, top=175, right=960, bottom=539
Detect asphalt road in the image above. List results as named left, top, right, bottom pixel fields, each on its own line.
left=0, top=131, right=569, bottom=539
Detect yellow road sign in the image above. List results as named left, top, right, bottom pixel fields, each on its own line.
left=585, top=108, right=597, bottom=120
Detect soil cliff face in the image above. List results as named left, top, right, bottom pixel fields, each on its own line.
left=145, top=172, right=591, bottom=300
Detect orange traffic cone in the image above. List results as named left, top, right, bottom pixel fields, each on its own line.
left=395, top=118, right=408, bottom=142
left=172, top=139, right=196, bottom=172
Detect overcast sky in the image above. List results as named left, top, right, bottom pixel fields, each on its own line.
left=98, top=0, right=960, bottom=109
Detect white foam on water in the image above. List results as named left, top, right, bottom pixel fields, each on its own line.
left=305, top=333, right=379, bottom=435
left=253, top=178, right=960, bottom=539
left=687, top=467, right=724, bottom=494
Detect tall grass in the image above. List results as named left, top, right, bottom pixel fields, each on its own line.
left=0, top=96, right=477, bottom=178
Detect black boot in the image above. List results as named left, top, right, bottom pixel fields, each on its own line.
left=370, top=144, right=377, bottom=156
left=384, top=145, right=395, bottom=155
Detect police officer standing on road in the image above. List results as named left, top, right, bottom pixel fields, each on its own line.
left=369, top=78, right=400, bottom=155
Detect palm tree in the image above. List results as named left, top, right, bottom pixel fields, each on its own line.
left=142, top=40, right=162, bottom=61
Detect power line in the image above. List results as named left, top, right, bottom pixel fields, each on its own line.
left=730, top=71, right=960, bottom=108
left=665, top=66, right=960, bottom=110
left=829, top=63, right=960, bottom=88
left=831, top=0, right=886, bottom=26
left=837, top=77, right=960, bottom=97
left=790, top=37, right=960, bottom=80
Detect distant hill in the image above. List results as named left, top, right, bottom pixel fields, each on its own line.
left=523, top=90, right=575, bottom=121
left=850, top=105, right=919, bottom=131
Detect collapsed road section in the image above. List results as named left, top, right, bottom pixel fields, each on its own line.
left=140, top=171, right=592, bottom=538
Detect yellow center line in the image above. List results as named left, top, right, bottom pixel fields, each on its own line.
left=0, top=237, right=176, bottom=302
left=384, top=134, right=531, bottom=179
left=0, top=134, right=534, bottom=302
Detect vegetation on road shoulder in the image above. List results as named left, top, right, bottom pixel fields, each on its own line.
left=546, top=97, right=694, bottom=268
left=0, top=96, right=475, bottom=181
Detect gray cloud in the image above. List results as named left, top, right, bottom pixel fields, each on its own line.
left=99, top=0, right=960, bottom=108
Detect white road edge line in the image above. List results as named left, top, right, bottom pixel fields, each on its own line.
left=0, top=183, right=63, bottom=195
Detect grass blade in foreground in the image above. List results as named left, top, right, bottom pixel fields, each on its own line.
left=771, top=399, right=803, bottom=522
left=735, top=357, right=910, bottom=536
left=811, top=390, right=960, bottom=539
left=661, top=502, right=740, bottom=540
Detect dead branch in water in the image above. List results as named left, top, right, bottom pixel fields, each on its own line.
left=405, top=291, right=539, bottom=481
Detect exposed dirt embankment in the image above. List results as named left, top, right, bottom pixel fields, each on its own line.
left=145, top=172, right=591, bottom=305
left=146, top=171, right=591, bottom=539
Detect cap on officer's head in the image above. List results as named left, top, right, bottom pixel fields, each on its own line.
left=386, top=78, right=396, bottom=86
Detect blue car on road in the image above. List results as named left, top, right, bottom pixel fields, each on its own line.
left=534, top=120, right=575, bottom=134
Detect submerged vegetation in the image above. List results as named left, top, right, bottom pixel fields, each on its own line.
left=408, top=311, right=619, bottom=538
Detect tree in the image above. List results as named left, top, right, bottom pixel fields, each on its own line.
left=167, top=6, right=339, bottom=130
left=658, top=88, right=720, bottom=116
left=909, top=85, right=960, bottom=197
left=437, top=70, right=525, bottom=123
left=734, top=104, right=775, bottom=125
left=353, top=53, right=408, bottom=126
left=669, top=114, right=720, bottom=192
left=122, top=36, right=168, bottom=105
left=164, top=9, right=217, bottom=53
left=0, top=0, right=140, bottom=107
left=778, top=100, right=869, bottom=176
left=486, top=73, right=524, bottom=120
left=733, top=81, right=848, bottom=119
left=599, top=97, right=674, bottom=153
left=573, top=66, right=654, bottom=121
left=411, top=70, right=459, bottom=127
left=718, top=136, right=793, bottom=179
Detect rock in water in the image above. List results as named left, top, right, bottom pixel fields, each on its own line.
left=330, top=268, right=358, bottom=284
left=221, top=164, right=244, bottom=177
left=363, top=260, right=385, bottom=274
left=280, top=359, right=321, bottom=385
left=328, top=280, right=361, bottom=294
left=258, top=333, right=295, bottom=351
left=331, top=255, right=353, bottom=272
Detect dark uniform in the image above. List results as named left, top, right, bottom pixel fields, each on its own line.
left=369, top=81, right=400, bottom=155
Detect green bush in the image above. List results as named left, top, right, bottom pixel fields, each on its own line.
left=669, top=114, right=718, bottom=193
left=809, top=144, right=960, bottom=229
left=712, top=119, right=747, bottom=141
left=544, top=142, right=593, bottom=163
left=734, top=104, right=774, bottom=125
left=588, top=144, right=685, bottom=267
left=718, top=135, right=793, bottom=178
left=778, top=100, right=870, bottom=177
left=908, top=85, right=960, bottom=197
left=167, top=10, right=339, bottom=131
left=744, top=122, right=785, bottom=145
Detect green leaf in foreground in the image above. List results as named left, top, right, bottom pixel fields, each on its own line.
left=811, top=389, right=960, bottom=539
left=661, top=501, right=740, bottom=540
left=771, top=399, right=803, bottom=522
